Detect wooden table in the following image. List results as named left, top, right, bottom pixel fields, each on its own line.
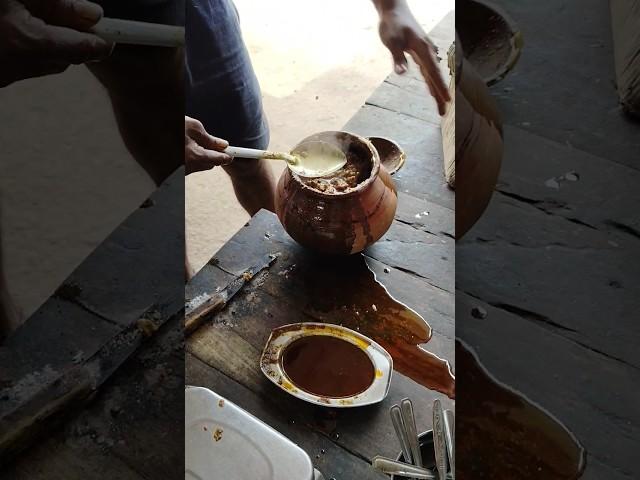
left=2, top=175, right=186, bottom=479
left=185, top=12, right=455, bottom=479
left=457, top=1, right=640, bottom=477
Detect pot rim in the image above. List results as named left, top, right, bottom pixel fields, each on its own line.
left=287, top=130, right=381, bottom=199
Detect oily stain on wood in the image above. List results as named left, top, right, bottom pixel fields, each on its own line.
left=282, top=253, right=455, bottom=398
left=456, top=341, right=585, bottom=480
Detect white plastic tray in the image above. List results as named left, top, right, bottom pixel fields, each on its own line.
left=185, top=386, right=315, bottom=480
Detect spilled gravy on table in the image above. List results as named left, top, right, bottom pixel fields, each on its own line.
left=281, top=253, right=455, bottom=398
left=456, top=341, right=585, bottom=479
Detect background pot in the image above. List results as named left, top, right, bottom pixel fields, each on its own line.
left=457, top=0, right=523, bottom=86
left=442, top=35, right=504, bottom=240
left=275, top=131, right=397, bottom=255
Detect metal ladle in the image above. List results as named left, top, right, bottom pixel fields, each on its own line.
left=372, top=456, right=438, bottom=479
left=224, top=140, right=347, bottom=178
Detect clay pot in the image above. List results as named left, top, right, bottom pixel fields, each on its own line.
left=275, top=131, right=397, bottom=255
left=442, top=36, right=504, bottom=240
left=457, top=0, right=523, bottom=86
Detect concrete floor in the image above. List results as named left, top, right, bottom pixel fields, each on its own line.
left=0, top=0, right=451, bottom=320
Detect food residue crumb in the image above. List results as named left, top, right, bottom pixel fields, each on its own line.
left=372, top=304, right=377, bottom=312
left=218, top=399, right=225, bottom=408
left=213, top=428, right=223, bottom=442
left=243, top=272, right=253, bottom=281
left=137, top=318, right=158, bottom=337
left=203, top=426, right=207, bottom=431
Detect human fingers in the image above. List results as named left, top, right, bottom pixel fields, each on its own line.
left=21, top=0, right=104, bottom=30
left=185, top=142, right=233, bottom=174
left=408, top=38, right=450, bottom=115
left=32, top=21, right=113, bottom=63
left=185, top=117, right=229, bottom=152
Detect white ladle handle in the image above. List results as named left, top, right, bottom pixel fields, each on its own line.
left=92, top=18, right=184, bottom=47
left=224, top=146, right=267, bottom=159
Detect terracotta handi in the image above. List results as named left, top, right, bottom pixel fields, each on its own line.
left=275, top=131, right=397, bottom=255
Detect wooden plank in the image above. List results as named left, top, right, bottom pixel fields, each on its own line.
left=2, top=171, right=185, bottom=475
left=6, top=316, right=184, bottom=479
left=457, top=291, right=640, bottom=479
left=495, top=125, right=640, bottom=234
left=366, top=219, right=454, bottom=293
left=488, top=0, right=640, bottom=170
left=1, top=299, right=118, bottom=386
left=186, top=209, right=454, bottom=464
left=458, top=190, right=640, bottom=369
left=344, top=105, right=453, bottom=209
left=394, top=191, right=454, bottom=239
left=3, top=439, right=145, bottom=480
left=60, top=172, right=184, bottom=325
left=200, top=210, right=454, bottom=342
left=366, top=80, right=442, bottom=126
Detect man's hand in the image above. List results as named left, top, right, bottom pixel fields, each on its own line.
left=185, top=116, right=233, bottom=175
left=0, top=0, right=113, bottom=87
left=374, top=0, right=451, bottom=115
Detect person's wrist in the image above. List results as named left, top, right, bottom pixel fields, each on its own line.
left=374, top=0, right=409, bottom=16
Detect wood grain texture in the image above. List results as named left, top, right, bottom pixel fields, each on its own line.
left=487, top=0, right=640, bottom=170
left=2, top=171, right=185, bottom=476
left=457, top=291, right=639, bottom=479
left=186, top=206, right=454, bottom=469
left=6, top=316, right=184, bottom=480
left=456, top=2, right=639, bottom=476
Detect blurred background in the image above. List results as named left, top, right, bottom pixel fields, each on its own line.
left=0, top=0, right=452, bottom=320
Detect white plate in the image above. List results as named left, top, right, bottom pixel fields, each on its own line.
left=260, top=323, right=393, bottom=408
left=185, top=386, right=314, bottom=480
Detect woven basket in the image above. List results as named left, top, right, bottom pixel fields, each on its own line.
left=611, top=0, right=640, bottom=116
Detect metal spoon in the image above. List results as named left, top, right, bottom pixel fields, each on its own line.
left=372, top=456, right=436, bottom=479
left=443, top=410, right=455, bottom=479
left=432, top=400, right=448, bottom=480
left=224, top=140, right=347, bottom=178
left=401, top=399, right=423, bottom=470
left=390, top=405, right=413, bottom=465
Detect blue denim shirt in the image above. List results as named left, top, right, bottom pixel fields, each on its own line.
left=185, top=0, right=269, bottom=149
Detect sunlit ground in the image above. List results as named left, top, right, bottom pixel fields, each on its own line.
left=186, top=0, right=454, bottom=271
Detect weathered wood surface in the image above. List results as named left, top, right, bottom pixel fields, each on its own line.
left=1, top=173, right=184, bottom=476
left=457, top=292, right=640, bottom=480
left=486, top=0, right=640, bottom=170
left=184, top=12, right=456, bottom=477
left=4, top=316, right=184, bottom=480
left=186, top=207, right=454, bottom=477
left=457, top=1, right=639, bottom=476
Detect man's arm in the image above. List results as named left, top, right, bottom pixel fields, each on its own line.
left=371, top=0, right=450, bottom=115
